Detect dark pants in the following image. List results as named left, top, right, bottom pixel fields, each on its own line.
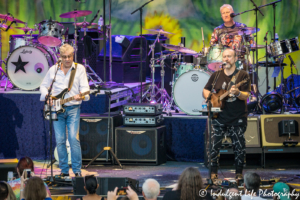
left=206, top=119, right=247, bottom=174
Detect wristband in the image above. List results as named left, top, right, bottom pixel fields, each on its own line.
left=236, top=91, right=241, bottom=97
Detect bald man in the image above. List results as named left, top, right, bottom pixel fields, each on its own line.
left=203, top=48, right=251, bottom=183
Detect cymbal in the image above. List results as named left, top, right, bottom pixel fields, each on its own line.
left=245, top=44, right=266, bottom=50
left=144, top=28, right=174, bottom=35
left=258, top=61, right=287, bottom=67
left=238, top=27, right=260, bottom=35
left=161, top=43, right=198, bottom=54
left=15, top=27, right=36, bottom=32
left=0, top=14, right=24, bottom=24
left=74, top=22, right=97, bottom=28
left=59, top=10, right=92, bottom=18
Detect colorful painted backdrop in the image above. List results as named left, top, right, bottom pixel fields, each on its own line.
left=1, top=0, right=300, bottom=90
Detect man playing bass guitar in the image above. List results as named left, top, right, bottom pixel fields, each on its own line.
left=40, top=44, right=90, bottom=177
left=203, top=48, right=251, bottom=182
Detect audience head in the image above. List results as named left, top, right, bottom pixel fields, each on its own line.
left=17, top=157, right=34, bottom=178
left=243, top=172, right=261, bottom=194
left=177, top=167, right=204, bottom=200
left=142, top=179, right=160, bottom=200
left=24, top=177, right=47, bottom=200
left=0, top=182, right=8, bottom=200
left=224, top=188, right=241, bottom=200
left=273, top=182, right=291, bottom=200
left=4, top=182, right=16, bottom=200
left=84, top=175, right=99, bottom=195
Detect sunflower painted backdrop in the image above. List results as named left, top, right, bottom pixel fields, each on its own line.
left=1, top=0, right=300, bottom=91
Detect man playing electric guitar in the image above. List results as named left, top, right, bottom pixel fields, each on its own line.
left=40, top=44, right=90, bottom=177
left=203, top=48, right=251, bottom=182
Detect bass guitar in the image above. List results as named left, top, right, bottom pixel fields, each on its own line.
left=210, top=78, right=249, bottom=118
left=43, top=88, right=90, bottom=120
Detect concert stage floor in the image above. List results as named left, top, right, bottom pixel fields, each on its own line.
left=33, top=160, right=300, bottom=199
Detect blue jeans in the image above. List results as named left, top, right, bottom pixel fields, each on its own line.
left=53, top=105, right=81, bottom=174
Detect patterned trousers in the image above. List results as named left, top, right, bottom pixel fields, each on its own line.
left=206, top=120, right=247, bottom=174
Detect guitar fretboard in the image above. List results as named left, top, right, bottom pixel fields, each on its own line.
left=219, top=79, right=248, bottom=101
left=61, top=91, right=90, bottom=104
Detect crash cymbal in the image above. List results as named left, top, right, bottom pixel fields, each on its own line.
left=15, top=27, right=36, bottom=32
left=74, top=22, right=97, bottom=27
left=238, top=27, right=260, bottom=35
left=258, top=61, right=287, bottom=67
left=245, top=44, right=266, bottom=49
left=144, top=28, right=174, bottom=35
left=0, top=14, right=24, bottom=24
left=161, top=43, right=198, bottom=54
left=59, top=10, right=92, bottom=18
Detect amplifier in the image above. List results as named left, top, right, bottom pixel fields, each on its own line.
left=123, top=115, right=164, bottom=127
left=123, top=103, right=163, bottom=116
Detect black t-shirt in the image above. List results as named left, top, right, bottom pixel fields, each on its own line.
left=204, top=69, right=251, bottom=126
left=162, top=190, right=213, bottom=200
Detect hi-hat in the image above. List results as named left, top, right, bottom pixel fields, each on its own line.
left=161, top=43, right=198, bottom=55
left=74, top=22, right=97, bottom=28
left=238, top=27, right=260, bottom=35
left=59, top=10, right=92, bottom=18
left=15, top=27, right=36, bottom=33
left=0, top=14, right=24, bottom=24
left=144, top=28, right=174, bottom=35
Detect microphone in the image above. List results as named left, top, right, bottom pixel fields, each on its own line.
left=230, top=13, right=237, bottom=18
left=264, top=31, right=269, bottom=42
left=5, top=20, right=16, bottom=31
left=288, top=55, right=296, bottom=68
left=222, top=62, right=227, bottom=66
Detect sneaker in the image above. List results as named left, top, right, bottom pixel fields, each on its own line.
left=59, top=173, right=69, bottom=178
left=75, top=172, right=82, bottom=177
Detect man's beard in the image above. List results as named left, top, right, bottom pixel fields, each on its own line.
left=224, top=63, right=234, bottom=69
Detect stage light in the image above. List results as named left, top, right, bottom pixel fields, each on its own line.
left=260, top=92, right=283, bottom=114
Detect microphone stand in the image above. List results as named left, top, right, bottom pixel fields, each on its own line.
left=131, top=0, right=154, bottom=103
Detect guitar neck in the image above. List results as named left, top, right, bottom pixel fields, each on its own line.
left=219, top=80, right=247, bottom=101
left=61, top=91, right=90, bottom=104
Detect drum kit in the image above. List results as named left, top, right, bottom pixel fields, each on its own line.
left=0, top=10, right=103, bottom=91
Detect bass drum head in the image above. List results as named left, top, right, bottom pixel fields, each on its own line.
left=6, top=45, right=57, bottom=90
left=173, top=69, right=211, bottom=115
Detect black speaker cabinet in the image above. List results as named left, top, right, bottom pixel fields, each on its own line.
left=261, top=114, right=300, bottom=147
left=79, top=114, right=123, bottom=163
left=115, top=126, right=166, bottom=165
left=0, top=159, right=18, bottom=181
left=72, top=177, right=139, bottom=195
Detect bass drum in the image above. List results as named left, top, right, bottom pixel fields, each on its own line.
left=173, top=69, right=211, bottom=115
left=6, top=45, right=58, bottom=90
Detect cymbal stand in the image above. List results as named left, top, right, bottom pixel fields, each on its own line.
left=156, top=53, right=171, bottom=109
left=142, top=33, right=161, bottom=102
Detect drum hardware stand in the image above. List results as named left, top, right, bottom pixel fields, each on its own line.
left=83, top=90, right=122, bottom=169
left=284, top=57, right=299, bottom=112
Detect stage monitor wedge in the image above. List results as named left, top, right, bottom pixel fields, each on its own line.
left=260, top=114, right=300, bottom=147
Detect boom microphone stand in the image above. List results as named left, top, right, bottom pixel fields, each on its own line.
left=131, top=0, right=154, bottom=103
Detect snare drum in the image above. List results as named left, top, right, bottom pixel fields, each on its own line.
left=9, top=34, right=38, bottom=53
left=173, top=69, right=212, bottom=115
left=269, top=37, right=299, bottom=57
left=38, top=20, right=64, bottom=47
left=174, top=63, right=194, bottom=79
left=6, top=44, right=58, bottom=90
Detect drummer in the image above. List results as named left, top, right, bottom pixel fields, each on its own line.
left=210, top=4, right=254, bottom=69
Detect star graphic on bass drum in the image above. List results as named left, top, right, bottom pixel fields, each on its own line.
left=11, top=55, right=29, bottom=73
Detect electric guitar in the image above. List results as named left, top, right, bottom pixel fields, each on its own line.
left=210, top=78, right=249, bottom=117
left=43, top=88, right=90, bottom=120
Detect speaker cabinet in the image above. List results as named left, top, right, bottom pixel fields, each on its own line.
left=115, top=126, right=166, bottom=165
left=261, top=114, right=300, bottom=147
left=79, top=114, right=123, bottom=163
left=72, top=177, right=138, bottom=195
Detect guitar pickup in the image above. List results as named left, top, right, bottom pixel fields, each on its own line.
left=211, top=107, right=221, bottom=112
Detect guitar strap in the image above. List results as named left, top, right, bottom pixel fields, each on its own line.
left=68, top=63, right=78, bottom=92
left=211, top=70, right=222, bottom=92
left=226, top=69, right=241, bottom=91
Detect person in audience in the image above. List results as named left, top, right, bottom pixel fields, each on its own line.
left=20, top=174, right=51, bottom=200
left=107, top=186, right=138, bottom=200
left=142, top=179, right=160, bottom=200
left=163, top=167, right=213, bottom=200
left=242, top=172, right=265, bottom=200
left=273, top=182, right=292, bottom=200
left=224, top=188, right=241, bottom=200
left=82, top=175, right=101, bottom=200
left=7, top=157, right=51, bottom=200
left=0, top=182, right=9, bottom=200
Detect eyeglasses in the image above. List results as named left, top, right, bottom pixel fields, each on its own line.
left=61, top=54, right=74, bottom=59
left=83, top=175, right=98, bottom=186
